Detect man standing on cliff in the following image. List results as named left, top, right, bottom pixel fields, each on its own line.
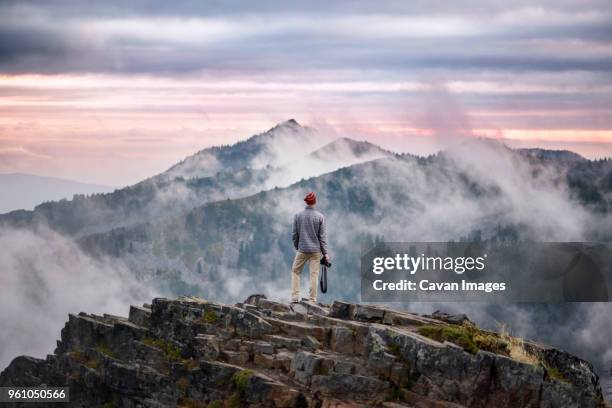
left=291, top=192, right=329, bottom=303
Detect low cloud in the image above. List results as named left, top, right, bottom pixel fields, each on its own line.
left=0, top=227, right=157, bottom=370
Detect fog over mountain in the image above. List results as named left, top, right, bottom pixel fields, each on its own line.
left=0, top=120, right=331, bottom=237
left=0, top=173, right=115, bottom=214
left=0, top=120, right=392, bottom=369
left=1, top=121, right=611, bottom=397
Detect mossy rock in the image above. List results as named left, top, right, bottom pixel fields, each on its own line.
left=387, top=343, right=402, bottom=357
left=473, top=333, right=509, bottom=356
left=231, top=369, right=253, bottom=394
left=544, top=364, right=570, bottom=384
left=417, top=324, right=510, bottom=356
left=226, top=392, right=242, bottom=408
left=143, top=337, right=182, bottom=361
left=201, top=309, right=219, bottom=324
left=417, top=325, right=479, bottom=354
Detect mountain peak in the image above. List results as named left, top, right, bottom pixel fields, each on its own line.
left=284, top=118, right=300, bottom=126
left=160, top=119, right=312, bottom=181
left=270, top=118, right=302, bottom=132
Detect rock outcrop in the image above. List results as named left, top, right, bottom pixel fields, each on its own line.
left=0, top=295, right=605, bottom=407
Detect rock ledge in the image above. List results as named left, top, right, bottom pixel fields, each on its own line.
left=0, top=295, right=604, bottom=407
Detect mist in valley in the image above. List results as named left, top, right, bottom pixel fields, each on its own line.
left=0, top=120, right=611, bottom=390
left=0, top=227, right=157, bottom=370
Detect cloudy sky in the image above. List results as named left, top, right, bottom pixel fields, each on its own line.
left=1, top=0, right=612, bottom=184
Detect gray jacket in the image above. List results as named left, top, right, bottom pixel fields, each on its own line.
left=292, top=207, right=328, bottom=255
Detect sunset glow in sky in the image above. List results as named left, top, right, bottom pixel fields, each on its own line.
left=1, top=1, right=612, bottom=185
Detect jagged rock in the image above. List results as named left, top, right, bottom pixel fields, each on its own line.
left=302, top=335, right=322, bottom=350
left=311, top=373, right=390, bottom=401
left=429, top=311, right=472, bottom=326
left=290, top=302, right=310, bottom=315
left=330, top=300, right=353, bottom=319
left=128, top=305, right=151, bottom=328
left=264, top=334, right=302, bottom=351
left=223, top=350, right=250, bottom=365
left=296, top=301, right=330, bottom=317
left=194, top=334, right=220, bottom=360
left=0, top=294, right=605, bottom=407
left=353, top=304, right=386, bottom=322
left=330, top=326, right=356, bottom=354
left=255, top=341, right=275, bottom=355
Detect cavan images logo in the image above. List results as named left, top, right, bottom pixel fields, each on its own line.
left=361, top=242, right=611, bottom=302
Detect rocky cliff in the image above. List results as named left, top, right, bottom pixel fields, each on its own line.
left=0, top=295, right=605, bottom=407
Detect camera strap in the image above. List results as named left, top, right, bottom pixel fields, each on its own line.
left=320, top=265, right=328, bottom=293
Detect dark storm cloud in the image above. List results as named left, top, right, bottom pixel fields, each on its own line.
left=0, top=27, right=67, bottom=59
left=1, top=1, right=611, bottom=76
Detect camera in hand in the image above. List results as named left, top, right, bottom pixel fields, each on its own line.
left=320, top=257, right=332, bottom=268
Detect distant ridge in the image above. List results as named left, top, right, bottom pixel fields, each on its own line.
left=517, top=148, right=585, bottom=162
left=308, top=137, right=395, bottom=161
left=0, top=173, right=115, bottom=214
left=0, top=122, right=387, bottom=237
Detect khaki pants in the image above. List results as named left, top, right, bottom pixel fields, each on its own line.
left=291, top=251, right=321, bottom=302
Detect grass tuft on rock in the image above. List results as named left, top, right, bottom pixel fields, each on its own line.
left=226, top=392, right=242, bottom=408
left=231, top=369, right=253, bottom=394
left=417, top=324, right=479, bottom=354
left=71, top=350, right=100, bottom=370
left=201, top=309, right=219, bottom=324
left=498, top=324, right=540, bottom=366
left=417, top=323, right=513, bottom=356
left=143, top=337, right=182, bottom=361
left=544, top=364, right=570, bottom=384
left=417, top=322, right=545, bottom=367
left=472, top=332, right=509, bottom=355
left=387, top=343, right=402, bottom=356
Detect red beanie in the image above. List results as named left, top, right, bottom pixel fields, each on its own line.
left=304, top=192, right=316, bottom=205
